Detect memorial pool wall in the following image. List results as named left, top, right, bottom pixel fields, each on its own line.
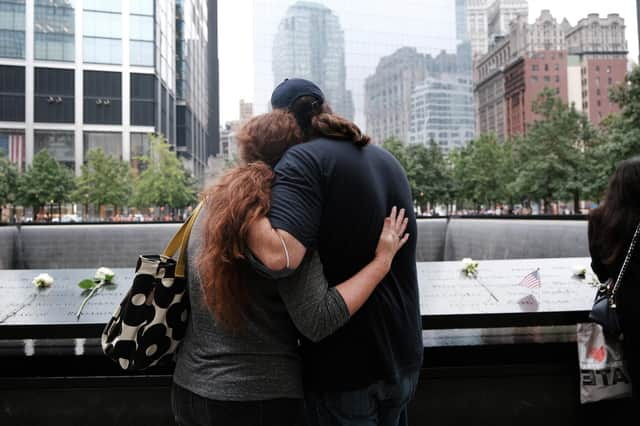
left=0, top=218, right=589, bottom=269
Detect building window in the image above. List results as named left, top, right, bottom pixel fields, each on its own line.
left=0, top=0, right=25, bottom=58
left=608, top=77, right=613, bottom=85
left=34, top=0, right=74, bottom=61
left=83, top=2, right=122, bottom=64
left=0, top=65, right=24, bottom=121
left=34, top=68, right=74, bottom=123
left=131, top=73, right=156, bottom=126
left=544, top=75, right=550, bottom=82
left=554, top=63, right=559, bottom=71
left=607, top=66, right=612, bottom=74
left=555, top=75, right=560, bottom=83
left=0, top=130, right=25, bottom=172
left=83, top=131, right=122, bottom=161
left=34, top=130, right=74, bottom=170
left=595, top=66, right=600, bottom=72
left=83, top=70, right=121, bottom=124
left=130, top=1, right=154, bottom=67
left=531, top=64, right=539, bottom=71
left=531, top=75, right=538, bottom=82
left=130, top=132, right=151, bottom=173
left=544, top=64, right=549, bottom=71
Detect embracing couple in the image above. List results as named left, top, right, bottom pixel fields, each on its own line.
left=171, top=78, right=423, bottom=426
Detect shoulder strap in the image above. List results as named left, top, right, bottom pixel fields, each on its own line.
left=611, top=221, right=640, bottom=302
left=162, top=201, right=205, bottom=278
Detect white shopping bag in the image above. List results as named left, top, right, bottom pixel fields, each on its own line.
left=577, top=322, right=632, bottom=404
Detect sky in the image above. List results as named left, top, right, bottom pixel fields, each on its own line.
left=217, top=0, right=639, bottom=125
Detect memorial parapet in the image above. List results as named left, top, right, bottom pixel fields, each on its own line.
left=0, top=257, right=597, bottom=340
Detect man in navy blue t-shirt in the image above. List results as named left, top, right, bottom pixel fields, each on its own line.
left=248, top=78, right=422, bottom=425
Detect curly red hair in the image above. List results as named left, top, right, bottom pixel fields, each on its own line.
left=197, top=111, right=301, bottom=328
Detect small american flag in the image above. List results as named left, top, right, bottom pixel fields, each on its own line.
left=519, top=268, right=541, bottom=288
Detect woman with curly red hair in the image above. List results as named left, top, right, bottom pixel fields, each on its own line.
left=171, top=108, right=408, bottom=426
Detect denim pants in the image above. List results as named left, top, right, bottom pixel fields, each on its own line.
left=171, top=383, right=305, bottom=426
left=304, top=369, right=420, bottom=426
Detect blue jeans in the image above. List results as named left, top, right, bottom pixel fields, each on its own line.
left=171, top=383, right=305, bottom=426
left=304, top=370, right=420, bottom=426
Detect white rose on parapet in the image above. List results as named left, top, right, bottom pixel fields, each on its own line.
left=32, top=273, right=54, bottom=288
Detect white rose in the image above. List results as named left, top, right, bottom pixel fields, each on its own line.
left=95, top=267, right=115, bottom=282
left=573, top=265, right=587, bottom=277
left=461, top=258, right=474, bottom=267
left=33, top=273, right=54, bottom=288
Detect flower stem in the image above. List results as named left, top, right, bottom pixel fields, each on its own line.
left=76, top=282, right=105, bottom=319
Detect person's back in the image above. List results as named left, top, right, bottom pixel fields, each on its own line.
left=269, top=137, right=423, bottom=391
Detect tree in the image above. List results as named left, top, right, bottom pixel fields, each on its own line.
left=382, top=138, right=454, bottom=213
left=512, top=89, right=587, bottom=213
left=17, top=150, right=75, bottom=221
left=73, top=148, right=133, bottom=219
left=0, top=153, right=18, bottom=223
left=132, top=134, right=197, bottom=215
left=595, top=65, right=640, bottom=199
left=449, top=135, right=516, bottom=212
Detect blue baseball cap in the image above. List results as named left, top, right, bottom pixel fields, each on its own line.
left=270, top=78, right=325, bottom=110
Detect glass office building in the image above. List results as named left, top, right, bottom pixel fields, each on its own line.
left=253, top=0, right=458, bottom=133
left=0, top=0, right=213, bottom=182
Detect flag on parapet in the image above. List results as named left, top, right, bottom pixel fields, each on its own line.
left=519, top=268, right=541, bottom=288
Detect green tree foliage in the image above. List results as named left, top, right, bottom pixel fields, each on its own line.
left=382, top=138, right=454, bottom=212
left=512, top=88, right=594, bottom=213
left=17, top=150, right=75, bottom=220
left=132, top=134, right=197, bottom=211
left=0, top=153, right=18, bottom=222
left=596, top=65, right=640, bottom=197
left=451, top=134, right=515, bottom=210
left=73, top=148, right=133, bottom=217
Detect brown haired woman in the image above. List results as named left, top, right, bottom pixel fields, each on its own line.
left=171, top=110, right=409, bottom=426
left=588, top=156, right=640, bottom=401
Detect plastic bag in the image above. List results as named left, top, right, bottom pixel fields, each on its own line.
left=577, top=322, right=632, bottom=404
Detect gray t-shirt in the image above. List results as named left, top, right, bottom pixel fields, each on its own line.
left=172, top=207, right=350, bottom=401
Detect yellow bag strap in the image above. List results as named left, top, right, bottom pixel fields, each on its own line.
left=162, top=200, right=205, bottom=278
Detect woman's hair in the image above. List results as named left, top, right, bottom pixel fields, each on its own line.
left=590, top=156, right=640, bottom=265
left=289, top=95, right=370, bottom=146
left=197, top=111, right=301, bottom=329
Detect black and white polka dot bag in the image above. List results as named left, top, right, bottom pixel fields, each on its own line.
left=101, top=202, right=203, bottom=371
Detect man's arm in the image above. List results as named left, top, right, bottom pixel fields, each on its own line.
left=247, top=217, right=307, bottom=271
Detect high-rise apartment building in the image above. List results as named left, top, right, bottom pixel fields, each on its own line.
left=408, top=75, right=475, bottom=152
left=474, top=11, right=628, bottom=138
left=364, top=48, right=427, bottom=145
left=0, top=0, right=214, bottom=183
left=272, top=1, right=353, bottom=120
left=566, top=13, right=628, bottom=126
left=509, top=10, right=569, bottom=57
left=364, top=47, right=472, bottom=145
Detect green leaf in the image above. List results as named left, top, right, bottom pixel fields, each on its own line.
left=78, top=279, right=96, bottom=290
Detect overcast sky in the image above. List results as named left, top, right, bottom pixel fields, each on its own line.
left=218, top=0, right=639, bottom=124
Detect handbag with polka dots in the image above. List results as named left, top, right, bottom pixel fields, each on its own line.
left=101, top=202, right=203, bottom=371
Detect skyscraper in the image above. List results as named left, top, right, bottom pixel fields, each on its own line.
left=176, top=0, right=210, bottom=180
left=466, top=0, right=528, bottom=58
left=408, top=75, right=475, bottom=152
left=0, top=0, right=213, bottom=183
left=272, top=1, right=353, bottom=119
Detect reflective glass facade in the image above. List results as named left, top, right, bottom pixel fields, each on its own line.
left=34, top=130, right=75, bottom=170
left=83, top=1, right=122, bottom=64
left=0, top=0, right=25, bottom=59
left=130, top=0, right=154, bottom=67
left=34, top=0, right=74, bottom=61
left=83, top=132, right=122, bottom=161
